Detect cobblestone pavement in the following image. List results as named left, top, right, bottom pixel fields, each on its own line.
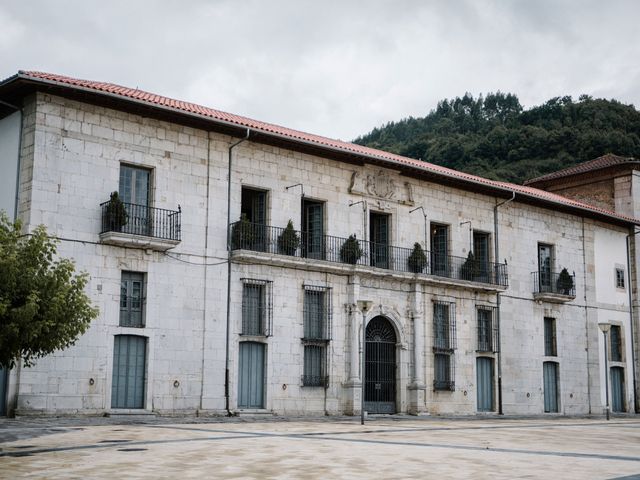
left=1, top=415, right=639, bottom=479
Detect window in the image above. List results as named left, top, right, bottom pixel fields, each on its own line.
left=241, top=279, right=272, bottom=336
left=473, top=231, right=491, bottom=281
left=241, top=187, right=266, bottom=225
left=119, top=165, right=150, bottom=206
left=302, top=286, right=332, bottom=387
left=119, top=165, right=152, bottom=236
left=544, top=317, right=557, bottom=357
left=433, top=300, right=456, bottom=390
left=610, top=325, right=622, bottom=362
left=239, top=187, right=267, bottom=251
left=120, top=272, right=145, bottom=327
left=615, top=268, right=626, bottom=289
left=538, top=243, right=554, bottom=292
left=434, top=354, right=453, bottom=391
left=370, top=212, right=390, bottom=269
left=302, top=199, right=324, bottom=260
left=477, top=307, right=496, bottom=352
left=431, top=223, right=449, bottom=276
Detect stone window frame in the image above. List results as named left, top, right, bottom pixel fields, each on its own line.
left=301, top=284, right=332, bottom=388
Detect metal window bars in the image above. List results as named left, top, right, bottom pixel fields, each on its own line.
left=230, top=221, right=508, bottom=287
left=240, top=279, right=273, bottom=336
left=477, top=306, right=499, bottom=353
left=433, top=300, right=456, bottom=352
left=301, top=285, right=331, bottom=387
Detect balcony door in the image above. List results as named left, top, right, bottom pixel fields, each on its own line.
left=431, top=223, right=449, bottom=276
left=370, top=212, right=390, bottom=269
left=473, top=231, right=490, bottom=282
left=538, top=244, right=554, bottom=292
left=240, top=187, right=267, bottom=251
left=119, top=165, right=151, bottom=235
left=302, top=199, right=324, bottom=259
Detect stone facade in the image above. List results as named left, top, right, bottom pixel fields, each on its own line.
left=0, top=90, right=637, bottom=417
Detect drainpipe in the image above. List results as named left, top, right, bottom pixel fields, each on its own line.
left=626, top=229, right=639, bottom=413
left=494, top=191, right=515, bottom=415
left=0, top=99, right=23, bottom=416
left=224, top=128, right=251, bottom=416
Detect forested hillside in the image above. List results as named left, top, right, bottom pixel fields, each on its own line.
left=353, top=93, right=640, bottom=184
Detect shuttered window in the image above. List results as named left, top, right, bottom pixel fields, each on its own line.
left=544, top=317, right=557, bottom=357
left=241, top=279, right=272, bottom=336
left=120, top=272, right=145, bottom=327
left=433, top=300, right=456, bottom=390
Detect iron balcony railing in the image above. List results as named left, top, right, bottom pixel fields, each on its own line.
left=100, top=200, right=181, bottom=241
left=532, top=270, right=575, bottom=297
left=230, top=221, right=509, bottom=287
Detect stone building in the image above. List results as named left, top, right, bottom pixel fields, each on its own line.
left=0, top=71, right=637, bottom=417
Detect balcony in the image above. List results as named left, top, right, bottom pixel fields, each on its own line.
left=532, top=270, right=576, bottom=303
left=99, top=201, right=181, bottom=251
left=230, top=221, right=508, bottom=289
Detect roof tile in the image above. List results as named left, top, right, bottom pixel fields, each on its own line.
left=12, top=70, right=640, bottom=225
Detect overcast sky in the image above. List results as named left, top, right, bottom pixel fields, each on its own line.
left=1, top=1, right=639, bottom=140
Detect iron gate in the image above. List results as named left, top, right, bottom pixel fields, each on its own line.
left=365, top=316, right=396, bottom=414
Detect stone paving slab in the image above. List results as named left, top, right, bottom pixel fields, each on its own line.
left=0, top=416, right=639, bottom=479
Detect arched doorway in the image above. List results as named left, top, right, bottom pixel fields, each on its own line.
left=365, top=316, right=397, bottom=414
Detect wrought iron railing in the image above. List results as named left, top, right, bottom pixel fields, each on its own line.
left=100, top=201, right=181, bottom=241
left=230, top=221, right=509, bottom=287
left=532, top=270, right=575, bottom=297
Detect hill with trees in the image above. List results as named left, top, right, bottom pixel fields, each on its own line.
left=353, top=93, right=640, bottom=184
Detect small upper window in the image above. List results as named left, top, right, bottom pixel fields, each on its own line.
left=615, top=268, right=626, bottom=289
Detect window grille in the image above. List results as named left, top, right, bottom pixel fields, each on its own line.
left=302, top=285, right=331, bottom=387
left=120, top=272, right=145, bottom=327
left=241, top=279, right=273, bottom=336
left=433, top=301, right=456, bottom=352
left=544, top=317, right=557, bottom=357
left=610, top=325, right=622, bottom=362
left=434, top=353, right=455, bottom=391
left=477, top=306, right=498, bottom=353
left=303, top=285, right=332, bottom=341
left=302, top=343, right=327, bottom=387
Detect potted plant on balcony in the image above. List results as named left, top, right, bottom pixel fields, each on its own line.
left=460, top=251, right=480, bottom=281
left=340, top=234, right=362, bottom=265
left=556, top=268, right=574, bottom=295
left=105, top=191, right=128, bottom=232
left=231, top=214, right=255, bottom=249
left=407, top=242, right=427, bottom=273
left=277, top=220, right=300, bottom=256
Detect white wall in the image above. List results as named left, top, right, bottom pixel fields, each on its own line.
left=0, top=110, right=20, bottom=216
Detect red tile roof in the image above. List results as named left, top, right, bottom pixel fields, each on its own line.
left=524, top=153, right=639, bottom=186
left=4, top=70, right=639, bottom=226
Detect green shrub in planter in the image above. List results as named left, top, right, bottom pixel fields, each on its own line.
left=105, top=191, right=128, bottom=231
left=556, top=268, right=574, bottom=295
left=231, top=213, right=255, bottom=249
left=460, top=251, right=481, bottom=280
left=340, top=234, right=362, bottom=265
left=277, top=220, right=300, bottom=255
left=407, top=242, right=427, bottom=273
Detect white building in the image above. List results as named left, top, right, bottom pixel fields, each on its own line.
left=0, top=71, right=637, bottom=417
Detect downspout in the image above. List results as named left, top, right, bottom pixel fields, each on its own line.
left=582, top=218, right=592, bottom=414
left=626, top=229, right=639, bottom=413
left=224, top=128, right=251, bottom=416
left=0, top=99, right=23, bottom=416
left=198, top=132, right=212, bottom=413
left=494, top=191, right=515, bottom=415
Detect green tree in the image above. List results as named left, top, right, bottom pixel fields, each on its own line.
left=0, top=212, right=98, bottom=368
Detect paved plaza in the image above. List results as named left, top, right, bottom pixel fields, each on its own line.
left=0, top=416, right=639, bottom=479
